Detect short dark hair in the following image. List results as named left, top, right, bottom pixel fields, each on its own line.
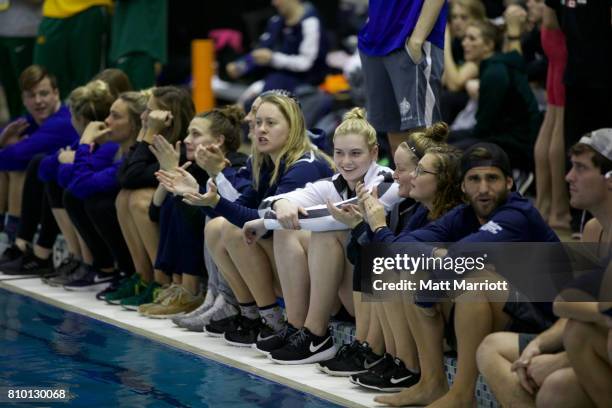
left=569, top=143, right=612, bottom=175
left=19, top=65, right=58, bottom=93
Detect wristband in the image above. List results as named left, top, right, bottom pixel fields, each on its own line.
left=373, top=225, right=386, bottom=234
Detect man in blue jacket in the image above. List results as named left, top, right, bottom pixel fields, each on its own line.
left=371, top=143, right=559, bottom=407
left=0, top=65, right=78, bottom=274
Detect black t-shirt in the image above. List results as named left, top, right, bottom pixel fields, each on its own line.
left=546, top=0, right=612, bottom=88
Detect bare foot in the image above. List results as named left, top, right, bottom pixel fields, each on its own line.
left=425, top=391, right=475, bottom=408
left=374, top=379, right=448, bottom=407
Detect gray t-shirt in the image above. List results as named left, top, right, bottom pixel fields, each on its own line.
left=0, top=0, right=42, bottom=38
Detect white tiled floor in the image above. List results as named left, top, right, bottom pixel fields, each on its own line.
left=0, top=276, right=392, bottom=408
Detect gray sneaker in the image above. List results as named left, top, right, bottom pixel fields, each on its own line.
left=172, top=290, right=216, bottom=328
left=47, top=263, right=88, bottom=287
left=180, top=294, right=237, bottom=332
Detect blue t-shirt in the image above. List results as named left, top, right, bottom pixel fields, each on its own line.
left=358, top=0, right=448, bottom=56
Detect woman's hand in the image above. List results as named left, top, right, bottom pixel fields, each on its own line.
left=149, top=134, right=180, bottom=171
left=195, top=143, right=230, bottom=177
left=242, top=219, right=268, bottom=245
left=147, top=110, right=173, bottom=135
left=251, top=48, right=273, bottom=65
left=155, top=162, right=199, bottom=196
left=80, top=121, right=111, bottom=145
left=356, top=182, right=387, bottom=231
left=58, top=146, right=75, bottom=164
left=326, top=199, right=363, bottom=229
left=274, top=198, right=307, bottom=230
left=182, top=178, right=220, bottom=208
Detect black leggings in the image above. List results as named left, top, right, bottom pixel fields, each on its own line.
left=46, top=180, right=65, bottom=209
left=17, top=154, right=60, bottom=249
left=63, top=190, right=135, bottom=274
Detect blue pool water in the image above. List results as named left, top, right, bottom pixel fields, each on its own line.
left=0, top=288, right=342, bottom=407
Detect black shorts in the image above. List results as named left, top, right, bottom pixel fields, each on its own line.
left=518, top=333, right=538, bottom=354
left=444, top=289, right=554, bottom=351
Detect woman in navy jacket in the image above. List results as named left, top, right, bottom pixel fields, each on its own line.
left=136, top=105, right=250, bottom=318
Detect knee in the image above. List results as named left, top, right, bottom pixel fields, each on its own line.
left=273, top=230, right=302, bottom=252
left=476, top=332, right=506, bottom=375
left=221, top=221, right=243, bottom=245
left=115, top=189, right=131, bottom=212
left=310, top=231, right=343, bottom=250
left=536, top=369, right=574, bottom=408
left=563, top=319, right=592, bottom=353
left=204, top=217, right=227, bottom=247
left=127, top=188, right=153, bottom=214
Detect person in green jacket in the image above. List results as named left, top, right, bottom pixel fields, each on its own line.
left=451, top=19, right=541, bottom=170
left=109, top=0, right=167, bottom=90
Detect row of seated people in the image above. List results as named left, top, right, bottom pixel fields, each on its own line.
left=0, top=64, right=610, bottom=407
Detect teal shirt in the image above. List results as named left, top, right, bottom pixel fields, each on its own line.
left=109, top=0, right=167, bottom=63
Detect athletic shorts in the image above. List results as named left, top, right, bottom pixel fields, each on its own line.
left=541, top=28, right=566, bottom=107
left=359, top=40, right=443, bottom=132
left=444, top=288, right=554, bottom=351
left=518, top=333, right=538, bottom=354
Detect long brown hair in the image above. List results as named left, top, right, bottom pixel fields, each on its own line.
left=426, top=146, right=463, bottom=220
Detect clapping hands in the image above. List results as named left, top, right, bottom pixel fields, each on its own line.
left=149, top=134, right=180, bottom=171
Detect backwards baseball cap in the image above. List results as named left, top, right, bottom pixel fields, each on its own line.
left=578, top=128, right=612, bottom=161
left=460, top=142, right=512, bottom=178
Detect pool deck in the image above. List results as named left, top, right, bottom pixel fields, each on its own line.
left=1, top=276, right=394, bottom=408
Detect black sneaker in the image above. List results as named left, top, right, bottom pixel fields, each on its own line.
left=0, top=244, right=23, bottom=267
left=268, top=327, right=336, bottom=365
left=63, top=266, right=115, bottom=292
left=354, top=357, right=420, bottom=392
left=223, top=316, right=264, bottom=347
left=254, top=322, right=298, bottom=355
left=204, top=313, right=241, bottom=337
left=1, top=248, right=52, bottom=276
left=318, top=341, right=384, bottom=377
left=349, top=353, right=395, bottom=385
left=318, top=341, right=360, bottom=373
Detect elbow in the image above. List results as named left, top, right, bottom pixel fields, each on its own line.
left=553, top=299, right=565, bottom=318
left=446, top=81, right=464, bottom=92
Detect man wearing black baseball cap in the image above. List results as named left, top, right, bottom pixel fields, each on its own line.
left=372, top=142, right=559, bottom=407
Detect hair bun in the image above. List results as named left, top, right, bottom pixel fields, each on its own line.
left=426, top=122, right=449, bottom=143
left=343, top=107, right=367, bottom=121
left=217, top=104, right=245, bottom=126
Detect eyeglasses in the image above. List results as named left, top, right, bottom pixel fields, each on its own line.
left=413, top=164, right=438, bottom=177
